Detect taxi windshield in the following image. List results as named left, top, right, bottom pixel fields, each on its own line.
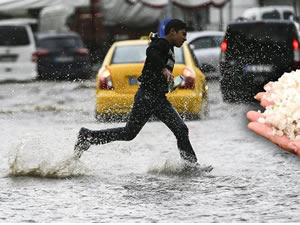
left=111, top=44, right=184, bottom=64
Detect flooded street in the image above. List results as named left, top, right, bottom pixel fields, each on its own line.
left=1, top=79, right=300, bottom=223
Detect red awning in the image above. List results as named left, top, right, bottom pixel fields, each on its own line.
left=172, top=0, right=230, bottom=9
left=126, top=0, right=229, bottom=9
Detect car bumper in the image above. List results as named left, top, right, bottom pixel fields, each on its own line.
left=96, top=90, right=203, bottom=116
left=221, top=70, right=282, bottom=93
left=0, top=62, right=37, bottom=81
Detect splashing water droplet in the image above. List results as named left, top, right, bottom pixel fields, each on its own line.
left=8, top=134, right=89, bottom=178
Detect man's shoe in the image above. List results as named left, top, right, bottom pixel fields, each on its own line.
left=183, top=162, right=213, bottom=173
left=74, top=127, right=91, bottom=158
left=199, top=164, right=213, bottom=172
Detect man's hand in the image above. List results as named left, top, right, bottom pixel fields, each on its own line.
left=247, top=82, right=300, bottom=156
left=162, top=68, right=174, bottom=87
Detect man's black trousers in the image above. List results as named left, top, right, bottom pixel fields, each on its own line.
left=89, top=87, right=197, bottom=163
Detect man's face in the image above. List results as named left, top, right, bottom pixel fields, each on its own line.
left=173, top=29, right=187, bottom=47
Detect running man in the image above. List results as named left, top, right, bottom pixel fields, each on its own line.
left=74, top=19, right=212, bottom=171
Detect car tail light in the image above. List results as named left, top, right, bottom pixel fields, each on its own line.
left=77, top=48, right=89, bottom=56
left=220, top=39, right=227, bottom=62
left=220, top=39, right=227, bottom=72
left=221, top=39, right=227, bottom=52
left=179, top=67, right=195, bottom=89
left=293, top=39, right=300, bottom=70
left=31, top=48, right=49, bottom=62
left=293, top=39, right=299, bottom=50
left=98, top=68, right=113, bottom=90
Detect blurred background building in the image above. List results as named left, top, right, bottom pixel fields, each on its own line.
left=0, top=0, right=299, bottom=62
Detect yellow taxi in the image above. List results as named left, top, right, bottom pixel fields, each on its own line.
left=95, top=39, right=208, bottom=120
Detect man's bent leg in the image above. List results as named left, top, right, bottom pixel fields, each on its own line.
left=154, top=97, right=197, bottom=163
left=75, top=88, right=153, bottom=157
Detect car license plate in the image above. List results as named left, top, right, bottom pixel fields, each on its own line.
left=129, top=76, right=140, bottom=85
left=54, top=56, right=74, bottom=62
left=244, top=65, right=273, bottom=73
left=0, top=55, right=17, bottom=62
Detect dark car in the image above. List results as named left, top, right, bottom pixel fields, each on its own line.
left=220, top=20, right=300, bottom=102
left=33, top=32, right=92, bottom=80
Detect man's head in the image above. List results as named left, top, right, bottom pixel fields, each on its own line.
left=164, top=19, right=187, bottom=47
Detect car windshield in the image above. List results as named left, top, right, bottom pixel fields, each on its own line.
left=0, top=26, right=30, bottom=46
left=227, top=23, right=295, bottom=43
left=262, top=10, right=281, bottom=19
left=37, top=37, right=83, bottom=49
left=111, top=44, right=184, bottom=64
left=283, top=11, right=293, bottom=20
left=226, top=22, right=296, bottom=65
left=191, top=36, right=223, bottom=49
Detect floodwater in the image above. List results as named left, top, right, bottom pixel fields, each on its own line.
left=1, top=79, right=300, bottom=223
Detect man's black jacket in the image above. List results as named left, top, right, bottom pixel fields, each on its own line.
left=138, top=37, right=175, bottom=96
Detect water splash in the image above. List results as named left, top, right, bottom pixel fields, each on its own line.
left=8, top=134, right=88, bottom=178
left=148, top=159, right=212, bottom=176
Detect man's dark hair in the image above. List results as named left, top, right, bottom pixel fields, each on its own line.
left=164, top=19, right=186, bottom=35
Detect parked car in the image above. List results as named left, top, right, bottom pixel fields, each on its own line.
left=187, top=31, right=224, bottom=79
left=242, top=5, right=295, bottom=21
left=0, top=18, right=37, bottom=81
left=220, top=20, right=300, bottom=102
left=95, top=39, right=208, bottom=120
left=33, top=32, right=92, bottom=80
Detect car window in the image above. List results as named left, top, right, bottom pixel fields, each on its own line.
left=174, top=47, right=184, bottom=64
left=227, top=23, right=296, bottom=44
left=187, top=45, right=201, bottom=69
left=190, top=36, right=223, bottom=49
left=212, top=36, right=224, bottom=47
left=283, top=11, right=293, bottom=20
left=225, top=22, right=297, bottom=62
left=262, top=10, right=280, bottom=19
left=111, top=45, right=147, bottom=64
left=0, top=26, right=30, bottom=46
left=191, top=37, right=211, bottom=49
left=37, top=37, right=83, bottom=49
left=111, top=45, right=184, bottom=64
